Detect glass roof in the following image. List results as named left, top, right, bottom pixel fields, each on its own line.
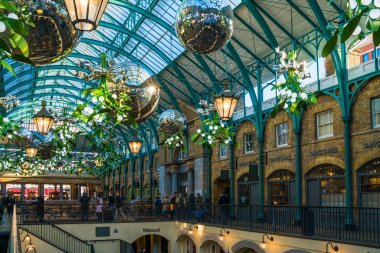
left=1, top=0, right=344, bottom=144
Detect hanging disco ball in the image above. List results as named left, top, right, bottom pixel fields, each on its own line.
left=158, top=109, right=186, bottom=134
left=16, top=0, right=81, bottom=65
left=14, top=128, right=33, bottom=148
left=107, top=62, right=160, bottom=123
left=37, top=132, right=55, bottom=159
left=175, top=0, right=234, bottom=54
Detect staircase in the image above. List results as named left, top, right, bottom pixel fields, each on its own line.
left=17, top=206, right=94, bottom=253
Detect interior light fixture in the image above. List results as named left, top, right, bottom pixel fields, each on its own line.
left=32, top=101, right=54, bottom=135
left=260, top=234, right=274, bottom=249
left=214, top=78, right=239, bottom=121
left=218, top=228, right=230, bottom=241
left=325, top=242, right=339, bottom=253
left=64, top=0, right=109, bottom=31
left=128, top=136, right=143, bottom=155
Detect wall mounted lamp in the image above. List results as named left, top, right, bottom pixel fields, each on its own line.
left=188, top=224, right=198, bottom=235
left=219, top=228, right=230, bottom=241
left=325, top=242, right=339, bottom=253
left=260, top=234, right=274, bottom=249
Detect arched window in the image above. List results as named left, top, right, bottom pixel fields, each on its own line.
left=238, top=170, right=259, bottom=205
left=358, top=158, right=380, bottom=207
left=306, top=164, right=345, bottom=207
left=268, top=170, right=295, bottom=206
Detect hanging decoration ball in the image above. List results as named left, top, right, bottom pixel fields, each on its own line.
left=175, top=0, right=234, bottom=54
left=37, top=132, right=55, bottom=160
left=21, top=162, right=30, bottom=171
left=14, top=128, right=33, bottom=148
left=17, top=0, right=80, bottom=65
left=107, top=62, right=160, bottom=123
left=158, top=109, right=186, bottom=134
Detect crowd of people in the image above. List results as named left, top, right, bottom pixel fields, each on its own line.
left=0, top=190, right=231, bottom=224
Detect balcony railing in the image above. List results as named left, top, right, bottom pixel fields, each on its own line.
left=16, top=203, right=380, bottom=247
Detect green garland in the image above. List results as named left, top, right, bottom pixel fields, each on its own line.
left=323, top=0, right=380, bottom=56
left=191, top=112, right=234, bottom=147
left=271, top=50, right=317, bottom=117
left=160, top=130, right=185, bottom=151
left=0, top=0, right=34, bottom=74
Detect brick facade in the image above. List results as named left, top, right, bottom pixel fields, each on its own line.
left=109, top=76, right=380, bottom=206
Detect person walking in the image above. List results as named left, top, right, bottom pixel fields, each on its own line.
left=79, top=192, right=91, bottom=221
left=95, top=194, right=103, bottom=222
left=36, top=195, right=44, bottom=223
left=5, top=192, right=15, bottom=219
left=115, top=192, right=125, bottom=220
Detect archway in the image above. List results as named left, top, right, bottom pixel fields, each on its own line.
left=267, top=169, right=295, bottom=206
left=283, top=250, right=311, bottom=253
left=132, top=234, right=170, bottom=253
left=176, top=234, right=196, bottom=253
left=213, top=176, right=230, bottom=204
left=200, top=240, right=226, bottom=253
left=357, top=158, right=380, bottom=207
left=305, top=164, right=345, bottom=206
left=231, top=240, right=264, bottom=253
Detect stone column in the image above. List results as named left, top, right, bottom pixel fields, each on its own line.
left=187, top=169, right=194, bottom=195
left=166, top=173, right=172, bottom=196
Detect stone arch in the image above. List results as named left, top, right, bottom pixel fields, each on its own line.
left=200, top=239, right=225, bottom=250
left=304, top=157, right=344, bottom=175
left=351, top=75, right=380, bottom=103
left=235, top=119, right=256, bottom=133
left=231, top=240, right=264, bottom=253
left=176, top=233, right=195, bottom=243
left=130, top=233, right=171, bottom=246
left=283, top=250, right=311, bottom=253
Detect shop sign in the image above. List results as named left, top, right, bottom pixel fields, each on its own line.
left=269, top=155, right=292, bottom=163
left=143, top=228, right=160, bottom=233
left=364, top=140, right=380, bottom=149
left=309, top=147, right=338, bottom=157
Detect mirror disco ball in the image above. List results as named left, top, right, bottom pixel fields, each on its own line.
left=175, top=0, right=234, bottom=54
left=18, top=0, right=80, bottom=65
left=37, top=132, right=55, bottom=159
left=14, top=128, right=33, bottom=148
left=107, top=62, right=160, bottom=123
left=158, top=109, right=186, bottom=135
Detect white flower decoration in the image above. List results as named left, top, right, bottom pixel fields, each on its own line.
left=99, top=96, right=105, bottom=102
left=197, top=129, right=201, bottom=134
left=3, top=117, right=9, bottom=123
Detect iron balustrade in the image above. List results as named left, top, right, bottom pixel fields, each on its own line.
left=17, top=205, right=94, bottom=253
left=16, top=203, right=380, bottom=248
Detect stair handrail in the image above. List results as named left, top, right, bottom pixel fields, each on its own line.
left=16, top=204, right=94, bottom=253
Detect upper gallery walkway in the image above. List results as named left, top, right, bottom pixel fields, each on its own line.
left=14, top=201, right=380, bottom=249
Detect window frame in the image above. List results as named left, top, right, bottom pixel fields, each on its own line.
left=316, top=110, right=334, bottom=139
left=371, top=97, right=380, bottom=128
left=244, top=132, right=255, bottom=154
left=219, top=142, right=227, bottom=159
left=276, top=122, right=288, bottom=148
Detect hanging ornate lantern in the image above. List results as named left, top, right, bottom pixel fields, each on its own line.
left=175, top=0, right=234, bottom=54
left=128, top=137, right=143, bottom=155
left=214, top=79, right=239, bottom=121
left=25, top=146, right=38, bottom=158
left=33, top=101, right=55, bottom=135
left=64, top=0, right=109, bottom=31
left=158, top=109, right=186, bottom=134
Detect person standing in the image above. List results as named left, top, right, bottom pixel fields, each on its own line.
left=217, top=191, right=229, bottom=225
left=36, top=195, right=44, bottom=223
left=108, top=193, right=115, bottom=220
left=79, top=192, right=90, bottom=221
left=95, top=194, right=103, bottom=222
left=115, top=192, right=125, bottom=220
left=0, top=193, right=5, bottom=224
left=155, top=195, right=162, bottom=218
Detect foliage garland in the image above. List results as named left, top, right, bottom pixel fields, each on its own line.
left=191, top=112, right=234, bottom=147
left=0, top=0, right=34, bottom=74
left=160, top=130, right=185, bottom=151
left=271, top=50, right=317, bottom=117
left=72, top=54, right=137, bottom=128
left=323, top=0, right=380, bottom=57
